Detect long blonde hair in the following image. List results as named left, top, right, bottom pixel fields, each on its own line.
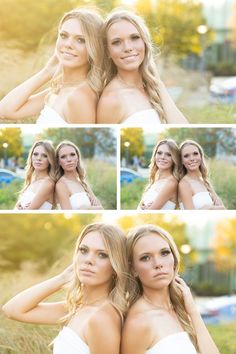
left=126, top=224, right=198, bottom=350
left=55, top=140, right=95, bottom=205
left=63, top=222, right=129, bottom=322
left=52, top=7, right=104, bottom=96
left=103, top=8, right=166, bottom=122
left=22, top=140, right=56, bottom=192
left=148, top=139, right=180, bottom=187
left=179, top=140, right=215, bottom=202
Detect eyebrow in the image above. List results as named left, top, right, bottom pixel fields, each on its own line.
left=80, top=244, right=107, bottom=252
left=138, top=247, right=170, bottom=256
left=59, top=30, right=85, bottom=38
left=110, top=32, right=140, bottom=40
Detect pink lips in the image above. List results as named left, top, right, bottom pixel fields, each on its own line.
left=153, top=272, right=168, bottom=278
left=80, top=268, right=95, bottom=276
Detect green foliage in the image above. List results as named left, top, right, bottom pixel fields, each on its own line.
left=0, top=180, right=23, bottom=209
left=120, top=128, right=145, bottom=160
left=0, top=128, right=23, bottom=158
left=121, top=179, right=146, bottom=210
left=85, top=159, right=117, bottom=209
left=43, top=128, right=116, bottom=158
left=164, top=127, right=236, bottom=158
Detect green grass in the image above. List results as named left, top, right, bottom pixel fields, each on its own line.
left=121, top=179, right=146, bottom=210
left=208, top=324, right=236, bottom=354
left=181, top=104, right=236, bottom=124
left=0, top=180, right=23, bottom=210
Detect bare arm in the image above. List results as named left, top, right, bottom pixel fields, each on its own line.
left=97, top=92, right=123, bottom=124
left=23, top=178, right=54, bottom=210
left=121, top=315, right=151, bottom=354
left=87, top=306, right=121, bottom=354
left=158, top=80, right=189, bottom=124
left=2, top=266, right=73, bottom=325
left=65, top=86, right=97, bottom=124
left=175, top=276, right=220, bottom=354
left=178, top=179, right=196, bottom=209
left=55, top=181, right=72, bottom=210
left=86, top=184, right=103, bottom=209
left=0, top=54, right=60, bottom=120
left=141, top=179, right=177, bottom=210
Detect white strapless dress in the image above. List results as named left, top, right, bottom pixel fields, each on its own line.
left=145, top=332, right=197, bottom=354
left=138, top=181, right=176, bottom=210
left=18, top=190, right=52, bottom=210
left=122, top=109, right=161, bottom=126
left=180, top=191, right=213, bottom=210
left=36, top=105, right=67, bottom=125
left=57, top=192, right=91, bottom=210
left=53, top=327, right=90, bottom=354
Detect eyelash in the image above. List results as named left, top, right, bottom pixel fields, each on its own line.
left=140, top=250, right=171, bottom=261
left=78, top=247, right=108, bottom=259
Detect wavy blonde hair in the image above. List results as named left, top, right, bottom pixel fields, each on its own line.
left=148, top=139, right=180, bottom=187
left=126, top=224, right=198, bottom=351
left=55, top=140, right=96, bottom=205
left=52, top=7, right=104, bottom=96
left=103, top=8, right=166, bottom=122
left=21, top=140, right=56, bottom=193
left=179, top=140, right=215, bottom=202
left=63, top=222, right=129, bottom=323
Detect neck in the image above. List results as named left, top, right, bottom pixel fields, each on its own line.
left=117, top=69, right=143, bottom=88
left=143, top=286, right=172, bottom=310
left=81, top=284, right=110, bottom=306
left=33, top=170, right=48, bottom=180
left=63, top=171, right=78, bottom=180
left=186, top=170, right=202, bottom=179
left=62, top=65, right=88, bottom=85
left=158, top=169, right=172, bottom=179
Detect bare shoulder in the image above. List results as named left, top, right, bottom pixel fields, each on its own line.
left=41, top=176, right=55, bottom=188
left=65, top=83, right=97, bottom=123
left=88, top=302, right=121, bottom=330
left=56, top=177, right=68, bottom=190
left=166, top=175, right=178, bottom=187
left=97, top=82, right=124, bottom=123
left=179, top=176, right=190, bottom=189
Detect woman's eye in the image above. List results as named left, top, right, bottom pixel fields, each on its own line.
left=33, top=152, right=38, bottom=156
left=157, top=151, right=162, bottom=155
left=42, top=154, right=47, bottom=158
left=161, top=250, right=171, bottom=256
left=193, top=152, right=199, bottom=155
left=166, top=153, right=171, bottom=157
left=79, top=247, right=87, bottom=254
left=98, top=252, right=108, bottom=259
left=60, top=155, right=66, bottom=159
left=131, top=35, right=140, bottom=40
left=111, top=39, right=121, bottom=46
left=183, top=154, right=188, bottom=158
left=60, top=32, right=67, bottom=39
left=140, top=255, right=150, bottom=261
left=76, top=37, right=85, bottom=43
left=70, top=153, right=76, bottom=157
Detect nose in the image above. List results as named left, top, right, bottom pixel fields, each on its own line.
left=84, top=252, right=95, bottom=265
left=153, top=256, right=163, bottom=269
left=123, top=39, right=133, bottom=52
left=65, top=36, right=73, bottom=49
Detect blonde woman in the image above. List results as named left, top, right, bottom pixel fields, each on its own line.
left=2, top=222, right=128, bottom=354
left=138, top=139, right=179, bottom=210
left=122, top=224, right=220, bottom=354
left=97, top=9, right=188, bottom=125
left=0, top=8, right=104, bottom=124
left=15, top=140, right=56, bottom=210
left=178, top=140, right=225, bottom=210
left=55, top=141, right=102, bottom=210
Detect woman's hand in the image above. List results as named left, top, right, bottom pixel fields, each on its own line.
left=43, top=51, right=61, bottom=79
left=175, top=276, right=197, bottom=315
left=59, top=264, right=74, bottom=285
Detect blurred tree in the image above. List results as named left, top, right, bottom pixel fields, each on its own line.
left=165, top=127, right=236, bottom=158
left=0, top=0, right=115, bottom=50
left=229, top=0, right=236, bottom=49
left=0, top=214, right=96, bottom=270
left=212, top=218, right=236, bottom=271
left=42, top=128, right=116, bottom=158
left=136, top=0, right=213, bottom=59
left=120, top=128, right=144, bottom=160
left=0, top=128, right=23, bottom=159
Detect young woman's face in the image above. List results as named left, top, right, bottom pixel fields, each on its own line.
left=132, top=233, right=175, bottom=290
left=31, top=145, right=50, bottom=172
left=58, top=145, right=78, bottom=172
left=76, top=231, right=114, bottom=288
left=107, top=19, right=145, bottom=72
left=181, top=144, right=202, bottom=172
left=155, top=144, right=173, bottom=171
left=56, top=18, right=89, bottom=70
